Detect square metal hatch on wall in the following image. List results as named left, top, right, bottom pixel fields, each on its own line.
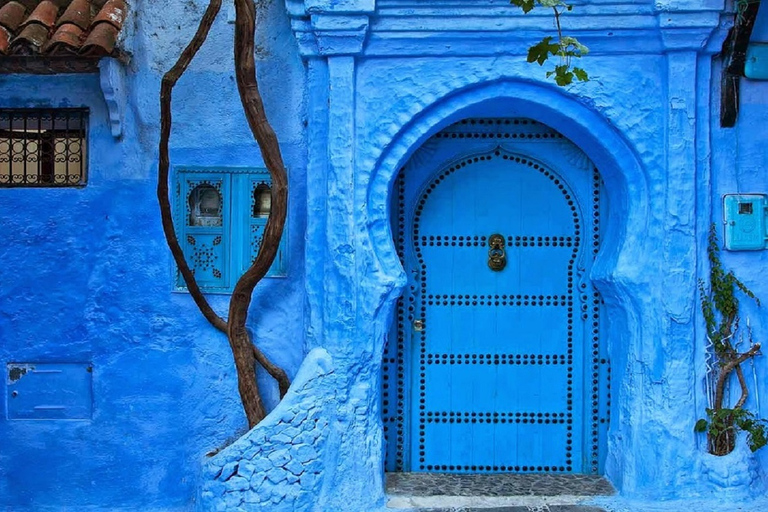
left=6, top=363, right=93, bottom=420
left=724, top=194, right=768, bottom=251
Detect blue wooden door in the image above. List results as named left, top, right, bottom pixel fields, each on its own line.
left=383, top=119, right=609, bottom=474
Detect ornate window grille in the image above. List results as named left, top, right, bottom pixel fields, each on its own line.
left=0, top=109, right=88, bottom=187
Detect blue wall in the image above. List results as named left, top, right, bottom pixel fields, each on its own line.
left=0, top=0, right=307, bottom=510
left=3, top=1, right=768, bottom=511
left=711, top=72, right=768, bottom=492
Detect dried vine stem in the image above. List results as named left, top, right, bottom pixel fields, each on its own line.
left=713, top=343, right=761, bottom=411
left=158, top=0, right=290, bottom=429
left=697, top=225, right=766, bottom=455
left=230, top=0, right=290, bottom=428
left=158, top=0, right=227, bottom=334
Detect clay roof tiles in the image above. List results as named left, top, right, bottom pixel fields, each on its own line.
left=0, top=0, right=126, bottom=57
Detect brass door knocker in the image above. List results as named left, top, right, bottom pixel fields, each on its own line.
left=487, top=234, right=507, bottom=271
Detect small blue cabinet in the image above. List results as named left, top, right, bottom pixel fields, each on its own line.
left=174, top=167, right=287, bottom=293
left=6, top=363, right=93, bottom=420
left=746, top=1, right=768, bottom=79
left=724, top=194, right=768, bottom=251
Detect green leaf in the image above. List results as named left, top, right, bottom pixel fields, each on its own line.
left=749, top=424, right=767, bottom=451
left=554, top=68, right=574, bottom=86
left=561, top=36, right=589, bottom=56
left=510, top=0, right=537, bottom=13
left=694, top=419, right=709, bottom=433
left=573, top=67, right=589, bottom=82
left=527, top=37, right=559, bottom=65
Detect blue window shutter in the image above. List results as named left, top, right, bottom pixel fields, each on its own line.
left=173, top=167, right=286, bottom=293
left=235, top=172, right=286, bottom=278
left=177, top=172, right=230, bottom=291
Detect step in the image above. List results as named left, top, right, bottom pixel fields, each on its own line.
left=406, top=508, right=606, bottom=512
left=386, top=473, right=614, bottom=510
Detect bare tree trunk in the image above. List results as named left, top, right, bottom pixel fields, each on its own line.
left=709, top=343, right=762, bottom=455
left=157, top=0, right=291, bottom=430
left=158, top=0, right=227, bottom=334
left=231, top=0, right=290, bottom=428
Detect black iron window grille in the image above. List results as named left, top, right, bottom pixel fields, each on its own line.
left=0, top=109, right=88, bottom=187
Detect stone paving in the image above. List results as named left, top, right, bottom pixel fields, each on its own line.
left=386, top=474, right=613, bottom=511
left=386, top=473, right=616, bottom=497
left=413, top=507, right=606, bottom=512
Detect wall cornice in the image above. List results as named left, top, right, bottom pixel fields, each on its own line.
left=286, top=0, right=728, bottom=58
left=287, top=0, right=372, bottom=56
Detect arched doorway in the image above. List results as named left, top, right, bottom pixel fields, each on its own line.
left=383, top=118, right=609, bottom=474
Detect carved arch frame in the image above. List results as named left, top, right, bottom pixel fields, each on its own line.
left=364, top=80, right=650, bottom=484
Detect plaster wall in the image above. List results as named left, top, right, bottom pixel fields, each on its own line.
left=0, top=0, right=307, bottom=510
left=2, top=0, right=768, bottom=511
left=235, top=0, right=767, bottom=510
left=710, top=73, right=768, bottom=491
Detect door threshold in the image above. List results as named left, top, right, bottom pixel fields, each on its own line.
left=385, top=473, right=614, bottom=510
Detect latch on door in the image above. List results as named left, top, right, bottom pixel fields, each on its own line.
left=487, top=234, right=507, bottom=271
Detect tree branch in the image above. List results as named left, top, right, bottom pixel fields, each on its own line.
left=714, top=343, right=761, bottom=409
left=158, top=0, right=227, bottom=334
left=229, top=0, right=290, bottom=428
left=157, top=0, right=292, bottom=431
left=734, top=364, right=749, bottom=409
left=252, top=345, right=291, bottom=398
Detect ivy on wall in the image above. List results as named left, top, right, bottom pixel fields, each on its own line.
left=695, top=226, right=767, bottom=455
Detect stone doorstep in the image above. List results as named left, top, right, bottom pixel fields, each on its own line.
left=386, top=496, right=607, bottom=510
left=397, top=508, right=606, bottom=512
left=385, top=474, right=614, bottom=510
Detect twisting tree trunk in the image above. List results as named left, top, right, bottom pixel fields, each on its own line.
left=158, top=0, right=291, bottom=430
left=229, top=0, right=290, bottom=428
left=158, top=0, right=227, bottom=334
left=710, top=343, right=762, bottom=454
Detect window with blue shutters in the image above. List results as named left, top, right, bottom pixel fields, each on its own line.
left=174, top=168, right=286, bottom=293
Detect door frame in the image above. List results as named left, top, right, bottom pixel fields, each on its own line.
left=383, top=119, right=609, bottom=474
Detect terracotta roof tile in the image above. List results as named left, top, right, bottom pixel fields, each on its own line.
left=57, top=0, right=90, bottom=30
left=93, top=0, right=125, bottom=29
left=44, top=19, right=82, bottom=53
left=0, top=25, right=10, bottom=54
left=0, top=2, right=27, bottom=33
left=80, top=17, right=115, bottom=55
left=22, top=1, right=58, bottom=29
left=10, top=20, right=48, bottom=53
left=0, top=0, right=125, bottom=59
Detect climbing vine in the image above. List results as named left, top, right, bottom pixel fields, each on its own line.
left=695, top=225, right=767, bottom=455
left=511, top=0, right=589, bottom=85
left=158, top=0, right=290, bottom=430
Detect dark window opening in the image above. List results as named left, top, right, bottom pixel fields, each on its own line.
left=253, top=183, right=271, bottom=218
left=188, top=184, right=223, bottom=227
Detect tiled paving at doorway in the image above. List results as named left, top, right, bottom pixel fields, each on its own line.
left=404, top=508, right=607, bottom=512
left=386, top=473, right=614, bottom=511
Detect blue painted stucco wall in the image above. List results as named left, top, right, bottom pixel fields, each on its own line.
left=0, top=0, right=307, bottom=510
left=2, top=0, right=768, bottom=511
